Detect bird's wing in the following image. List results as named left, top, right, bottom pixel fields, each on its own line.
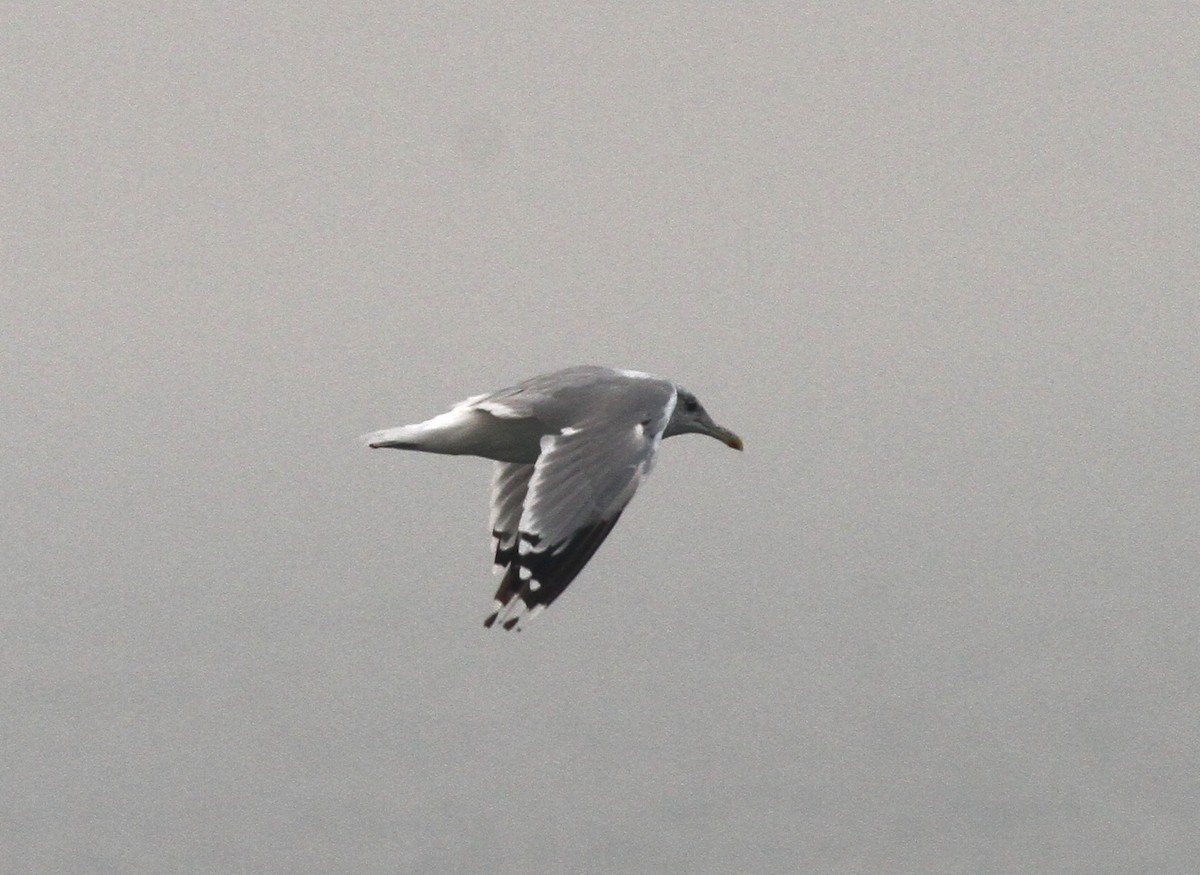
left=485, top=385, right=677, bottom=630
left=487, top=461, right=535, bottom=611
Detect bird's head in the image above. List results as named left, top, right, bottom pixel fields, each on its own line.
left=663, top=389, right=743, bottom=450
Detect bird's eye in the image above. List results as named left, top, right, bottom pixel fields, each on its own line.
left=684, top=398, right=699, bottom=412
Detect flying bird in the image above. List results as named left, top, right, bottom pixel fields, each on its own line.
left=365, top=365, right=742, bottom=630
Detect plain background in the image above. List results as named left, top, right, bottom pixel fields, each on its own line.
left=3, top=5, right=1198, bottom=873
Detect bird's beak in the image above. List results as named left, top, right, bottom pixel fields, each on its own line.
left=710, top=424, right=743, bottom=451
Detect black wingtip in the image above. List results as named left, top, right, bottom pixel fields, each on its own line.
left=483, top=613, right=497, bottom=628
left=502, top=617, right=519, bottom=631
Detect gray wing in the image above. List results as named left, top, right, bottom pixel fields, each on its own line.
left=469, top=366, right=668, bottom=430
left=487, top=461, right=534, bottom=611
left=485, top=381, right=677, bottom=630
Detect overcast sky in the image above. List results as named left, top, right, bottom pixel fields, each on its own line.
left=3, top=5, right=1198, bottom=873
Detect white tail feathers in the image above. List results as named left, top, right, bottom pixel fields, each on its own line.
left=363, top=406, right=544, bottom=461
left=362, top=425, right=422, bottom=449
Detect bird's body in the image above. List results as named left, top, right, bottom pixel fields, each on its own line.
left=365, top=365, right=742, bottom=630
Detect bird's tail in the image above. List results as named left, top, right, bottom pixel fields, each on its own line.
left=362, top=425, right=422, bottom=449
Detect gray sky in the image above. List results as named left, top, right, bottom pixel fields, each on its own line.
left=3, top=5, right=1198, bottom=873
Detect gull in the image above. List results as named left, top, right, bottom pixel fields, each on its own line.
left=365, top=365, right=742, bottom=630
